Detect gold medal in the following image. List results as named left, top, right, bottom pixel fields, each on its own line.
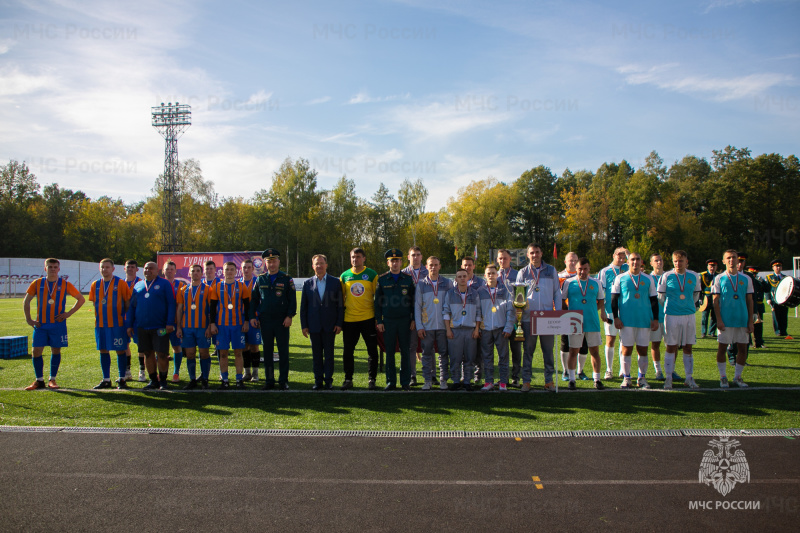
left=491, top=306, right=497, bottom=313
left=679, top=294, right=686, bottom=300
left=433, top=298, right=439, bottom=304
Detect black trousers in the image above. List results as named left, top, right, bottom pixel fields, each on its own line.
left=772, top=305, right=789, bottom=336
left=310, top=331, right=336, bottom=386
left=342, top=319, right=379, bottom=381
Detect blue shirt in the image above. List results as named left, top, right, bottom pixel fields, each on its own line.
left=561, top=277, right=604, bottom=333
left=315, top=275, right=327, bottom=300
left=126, top=277, right=176, bottom=330
left=658, top=270, right=701, bottom=316
left=611, top=272, right=657, bottom=328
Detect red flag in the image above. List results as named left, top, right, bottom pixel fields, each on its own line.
left=553, top=242, right=558, bottom=259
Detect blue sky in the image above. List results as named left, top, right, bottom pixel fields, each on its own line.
left=1, top=0, right=798, bottom=210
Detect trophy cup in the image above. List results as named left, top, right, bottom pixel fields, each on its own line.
left=512, top=282, right=528, bottom=341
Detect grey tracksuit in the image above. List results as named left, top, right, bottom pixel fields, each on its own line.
left=415, top=275, right=452, bottom=382
left=477, top=284, right=515, bottom=384
left=443, top=286, right=482, bottom=384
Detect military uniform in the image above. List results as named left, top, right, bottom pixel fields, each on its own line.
left=746, top=266, right=768, bottom=348
left=700, top=260, right=718, bottom=337
left=766, top=259, right=789, bottom=336
left=250, top=249, right=297, bottom=388
left=374, top=249, right=416, bottom=389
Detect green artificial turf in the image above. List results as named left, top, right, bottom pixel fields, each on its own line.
left=1, top=296, right=798, bottom=431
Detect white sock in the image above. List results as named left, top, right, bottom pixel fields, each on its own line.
left=637, top=356, right=648, bottom=378
left=560, top=352, right=569, bottom=373
left=652, top=360, right=662, bottom=374
left=664, top=352, right=676, bottom=378
left=619, top=346, right=624, bottom=373
left=735, top=363, right=744, bottom=380
left=568, top=368, right=576, bottom=381
left=717, top=362, right=727, bottom=377
left=605, top=346, right=614, bottom=372
left=683, top=353, right=693, bottom=379
left=593, top=372, right=601, bottom=381
left=623, top=356, right=632, bottom=377
left=578, top=353, right=587, bottom=373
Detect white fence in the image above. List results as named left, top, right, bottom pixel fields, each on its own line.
left=0, top=258, right=126, bottom=297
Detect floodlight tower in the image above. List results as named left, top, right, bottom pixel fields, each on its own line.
left=151, top=102, right=191, bottom=252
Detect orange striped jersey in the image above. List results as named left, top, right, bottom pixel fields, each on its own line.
left=125, top=277, right=142, bottom=290
left=177, top=282, right=213, bottom=329
left=210, top=280, right=251, bottom=326
left=240, top=277, right=259, bottom=317
left=88, top=276, right=131, bottom=327
left=166, top=278, right=186, bottom=313
left=26, top=277, right=82, bottom=324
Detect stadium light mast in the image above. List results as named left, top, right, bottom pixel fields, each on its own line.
left=151, top=102, right=191, bottom=252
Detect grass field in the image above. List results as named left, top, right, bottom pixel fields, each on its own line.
left=1, top=296, right=798, bottom=431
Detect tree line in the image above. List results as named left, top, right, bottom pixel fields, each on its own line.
left=1, top=146, right=798, bottom=277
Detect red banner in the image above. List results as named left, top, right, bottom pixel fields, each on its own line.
left=157, top=251, right=266, bottom=284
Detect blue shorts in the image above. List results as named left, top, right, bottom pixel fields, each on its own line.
left=169, top=329, right=181, bottom=350
left=216, top=325, right=246, bottom=351
left=128, top=329, right=139, bottom=345
left=95, top=326, right=129, bottom=352
left=246, top=327, right=262, bottom=346
left=181, top=327, right=212, bottom=350
left=33, top=322, right=68, bottom=348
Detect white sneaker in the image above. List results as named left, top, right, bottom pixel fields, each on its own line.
left=685, top=377, right=700, bottom=389
left=243, top=370, right=252, bottom=381
left=720, top=376, right=729, bottom=389
left=421, top=381, right=432, bottom=391
left=637, top=377, right=650, bottom=389
left=250, top=369, right=259, bottom=382
left=654, top=371, right=665, bottom=381
left=481, top=382, right=494, bottom=392
left=604, top=370, right=613, bottom=380
left=620, top=377, right=632, bottom=389
left=125, top=369, right=133, bottom=381
left=439, top=381, right=448, bottom=390
left=734, top=376, right=749, bottom=388
left=663, top=377, right=673, bottom=390
left=138, top=369, right=146, bottom=382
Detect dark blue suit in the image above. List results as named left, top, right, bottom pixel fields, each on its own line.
left=300, top=274, right=344, bottom=386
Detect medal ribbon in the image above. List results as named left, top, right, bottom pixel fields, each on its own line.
left=578, top=278, right=588, bottom=298
left=675, top=271, right=686, bottom=293
left=489, top=286, right=497, bottom=308
left=46, top=278, right=59, bottom=302
left=530, top=265, right=540, bottom=289
left=144, top=278, right=155, bottom=296
left=428, top=276, right=439, bottom=299
left=460, top=290, right=468, bottom=308
left=726, top=272, right=739, bottom=295
left=629, top=272, right=641, bottom=291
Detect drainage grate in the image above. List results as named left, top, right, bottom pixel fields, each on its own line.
left=681, top=429, right=796, bottom=437
left=574, top=429, right=683, bottom=437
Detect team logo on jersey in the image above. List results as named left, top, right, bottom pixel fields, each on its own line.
left=362, top=274, right=369, bottom=280
left=155, top=285, right=161, bottom=290
left=351, top=282, right=365, bottom=297
left=698, top=433, right=750, bottom=496
left=253, top=258, right=264, bottom=270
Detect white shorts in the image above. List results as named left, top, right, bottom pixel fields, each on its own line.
left=650, top=321, right=665, bottom=343
left=569, top=331, right=602, bottom=349
left=604, top=320, right=619, bottom=336
left=619, top=327, right=651, bottom=348
left=718, top=327, right=749, bottom=345
left=664, top=314, right=696, bottom=346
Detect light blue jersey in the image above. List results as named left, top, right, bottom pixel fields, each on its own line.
left=611, top=272, right=657, bottom=328
left=561, top=277, right=604, bottom=333
left=711, top=272, right=753, bottom=328
left=597, top=263, right=629, bottom=316
left=657, top=269, right=701, bottom=316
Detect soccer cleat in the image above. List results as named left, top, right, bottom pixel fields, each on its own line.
left=481, top=382, right=494, bottom=392
left=578, top=372, right=590, bottom=381
left=786, top=335, right=794, bottom=340
left=620, top=377, right=632, bottom=389
left=384, top=384, right=397, bottom=391
left=142, top=380, right=159, bottom=390
left=159, top=381, right=169, bottom=391
left=422, top=381, right=432, bottom=391
left=594, top=380, right=605, bottom=390
left=243, top=370, right=252, bottom=381
left=183, top=379, right=198, bottom=390
left=172, top=373, right=180, bottom=383
left=499, top=383, right=508, bottom=392
left=520, top=382, right=531, bottom=392
left=684, top=378, right=700, bottom=389
left=663, top=377, right=673, bottom=390
left=125, top=369, right=133, bottom=381
left=568, top=380, right=576, bottom=391
left=439, top=381, right=448, bottom=391
left=93, top=380, right=112, bottom=390
left=279, top=383, right=289, bottom=390
left=47, top=379, right=59, bottom=389
left=543, top=382, right=556, bottom=392
left=25, top=380, right=46, bottom=390
left=324, top=383, right=333, bottom=390
left=409, top=376, right=417, bottom=386
left=138, top=369, right=147, bottom=382
left=654, top=371, right=665, bottom=381
left=312, top=384, right=322, bottom=391
left=734, top=376, right=749, bottom=388
left=402, top=384, right=411, bottom=391
left=637, top=377, right=650, bottom=389
left=200, top=378, right=209, bottom=390
left=341, top=380, right=353, bottom=391
left=218, top=380, right=230, bottom=390
left=117, top=379, right=129, bottom=390
left=604, top=371, right=613, bottom=380
left=671, top=371, right=683, bottom=381
left=561, top=372, right=569, bottom=381
left=720, top=376, right=729, bottom=389
left=236, top=380, right=246, bottom=390
left=368, top=380, right=376, bottom=391
left=510, top=378, right=520, bottom=387
left=250, top=369, right=259, bottom=382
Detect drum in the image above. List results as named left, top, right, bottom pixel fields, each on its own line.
left=775, top=276, right=800, bottom=308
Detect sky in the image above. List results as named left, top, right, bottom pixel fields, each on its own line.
left=1, top=0, right=798, bottom=211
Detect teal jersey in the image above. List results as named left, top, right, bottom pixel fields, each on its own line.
left=657, top=269, right=701, bottom=316
left=561, top=277, right=604, bottom=333
left=611, top=272, right=656, bottom=328
left=597, top=263, right=629, bottom=315
left=651, top=272, right=665, bottom=323
left=711, top=272, right=753, bottom=328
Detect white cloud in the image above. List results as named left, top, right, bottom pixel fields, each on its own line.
left=347, top=91, right=411, bottom=104
left=617, top=63, right=794, bottom=101
left=384, top=100, right=513, bottom=139
left=306, top=96, right=331, bottom=105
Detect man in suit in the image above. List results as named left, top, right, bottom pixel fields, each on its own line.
left=301, top=254, right=344, bottom=390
